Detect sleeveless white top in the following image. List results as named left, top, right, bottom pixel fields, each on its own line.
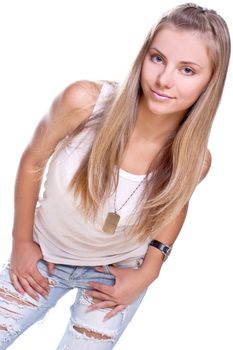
left=33, top=82, right=149, bottom=266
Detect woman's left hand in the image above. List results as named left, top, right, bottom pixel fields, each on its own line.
left=86, top=265, right=150, bottom=320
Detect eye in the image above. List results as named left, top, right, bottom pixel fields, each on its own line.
left=150, top=54, right=164, bottom=64
left=182, top=67, right=195, bottom=75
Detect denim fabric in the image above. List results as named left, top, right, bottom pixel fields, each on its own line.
left=0, top=258, right=146, bottom=349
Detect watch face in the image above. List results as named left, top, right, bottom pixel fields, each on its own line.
left=163, top=247, right=172, bottom=261
left=149, top=240, right=172, bottom=261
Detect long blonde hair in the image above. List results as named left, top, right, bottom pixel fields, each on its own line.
left=69, top=3, right=231, bottom=240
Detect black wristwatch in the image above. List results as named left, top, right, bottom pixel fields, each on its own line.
left=149, top=239, right=172, bottom=261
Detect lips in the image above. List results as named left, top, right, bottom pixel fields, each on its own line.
left=151, top=89, right=174, bottom=100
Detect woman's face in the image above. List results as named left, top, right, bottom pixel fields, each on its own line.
left=140, top=27, right=213, bottom=119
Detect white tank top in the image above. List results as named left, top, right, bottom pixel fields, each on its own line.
left=33, top=82, right=149, bottom=266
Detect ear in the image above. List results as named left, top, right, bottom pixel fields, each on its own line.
left=199, top=149, right=212, bottom=183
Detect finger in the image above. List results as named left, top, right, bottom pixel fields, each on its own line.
left=88, top=300, right=117, bottom=311
left=104, top=305, right=126, bottom=321
left=47, top=262, right=55, bottom=275
left=30, top=269, right=50, bottom=293
left=25, top=275, right=49, bottom=299
left=88, top=282, right=114, bottom=295
left=94, top=266, right=104, bottom=273
left=86, top=290, right=114, bottom=302
left=10, top=272, right=25, bottom=295
left=95, top=265, right=118, bottom=276
left=18, top=277, right=40, bottom=301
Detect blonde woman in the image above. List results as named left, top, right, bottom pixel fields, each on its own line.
left=0, top=3, right=231, bottom=349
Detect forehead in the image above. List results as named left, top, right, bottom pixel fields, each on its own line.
left=150, top=27, right=211, bottom=66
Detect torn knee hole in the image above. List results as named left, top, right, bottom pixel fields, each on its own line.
left=0, top=287, right=37, bottom=307
left=0, top=325, right=7, bottom=331
left=73, top=325, right=112, bottom=340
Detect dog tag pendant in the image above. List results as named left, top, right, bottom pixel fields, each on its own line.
left=102, top=212, right=120, bottom=234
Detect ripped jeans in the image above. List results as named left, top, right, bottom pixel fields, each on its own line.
left=0, top=258, right=146, bottom=349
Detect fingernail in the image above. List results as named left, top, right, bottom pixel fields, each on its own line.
left=103, top=315, right=110, bottom=322
left=87, top=306, right=95, bottom=312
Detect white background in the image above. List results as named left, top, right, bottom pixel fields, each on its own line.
left=0, top=0, right=232, bottom=349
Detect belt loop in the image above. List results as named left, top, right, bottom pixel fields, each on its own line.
left=136, top=258, right=144, bottom=267
left=103, top=265, right=111, bottom=274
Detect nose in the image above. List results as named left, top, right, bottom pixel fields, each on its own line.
left=156, top=65, right=174, bottom=89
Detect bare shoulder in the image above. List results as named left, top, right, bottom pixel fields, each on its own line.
left=59, top=80, right=102, bottom=112
left=23, top=80, right=103, bottom=164
left=52, top=80, right=102, bottom=121
left=44, top=79, right=104, bottom=135
left=199, top=149, right=212, bottom=183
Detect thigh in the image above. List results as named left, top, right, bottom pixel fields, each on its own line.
left=0, top=260, right=69, bottom=349
left=57, top=265, right=147, bottom=350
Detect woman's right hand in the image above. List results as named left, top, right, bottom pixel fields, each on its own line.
left=10, top=240, right=50, bottom=301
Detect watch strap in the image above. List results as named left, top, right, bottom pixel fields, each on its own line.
left=149, top=239, right=172, bottom=261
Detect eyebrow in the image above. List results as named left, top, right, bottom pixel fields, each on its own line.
left=149, top=47, right=202, bottom=68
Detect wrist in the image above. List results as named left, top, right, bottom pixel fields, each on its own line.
left=140, top=253, right=163, bottom=284
left=140, top=244, right=168, bottom=283
left=140, top=265, right=158, bottom=285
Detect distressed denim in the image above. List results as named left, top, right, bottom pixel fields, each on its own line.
left=0, top=258, right=146, bottom=349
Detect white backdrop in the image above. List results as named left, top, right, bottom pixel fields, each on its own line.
left=0, top=0, right=232, bottom=349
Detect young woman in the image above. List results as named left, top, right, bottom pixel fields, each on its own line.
left=0, top=3, right=231, bottom=349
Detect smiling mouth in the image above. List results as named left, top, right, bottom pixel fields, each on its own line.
left=151, top=90, right=174, bottom=100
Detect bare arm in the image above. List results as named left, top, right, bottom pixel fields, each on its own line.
left=141, top=148, right=212, bottom=281
left=12, top=80, right=100, bottom=241
left=10, top=80, right=101, bottom=300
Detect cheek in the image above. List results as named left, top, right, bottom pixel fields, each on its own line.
left=141, top=60, right=159, bottom=83
left=179, top=79, right=209, bottom=104
left=140, top=63, right=150, bottom=84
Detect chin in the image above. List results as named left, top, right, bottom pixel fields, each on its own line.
left=147, top=102, right=173, bottom=116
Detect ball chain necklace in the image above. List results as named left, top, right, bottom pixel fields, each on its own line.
left=102, top=176, right=145, bottom=234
